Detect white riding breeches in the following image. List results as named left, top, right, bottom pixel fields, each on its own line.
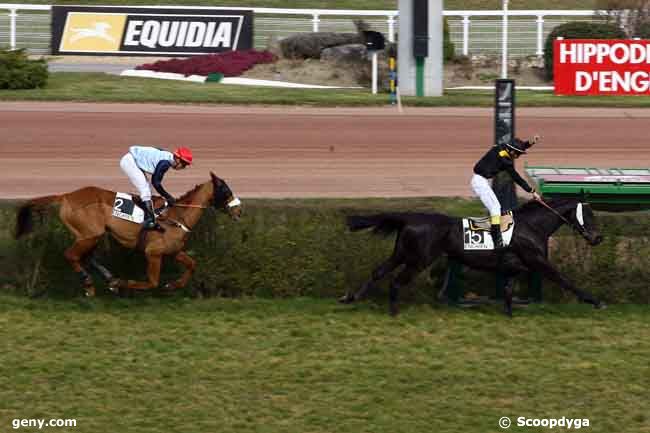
left=470, top=174, right=501, bottom=218
left=120, top=153, right=152, bottom=201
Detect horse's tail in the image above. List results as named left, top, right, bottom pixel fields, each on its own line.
left=15, top=194, right=63, bottom=239
left=346, top=213, right=407, bottom=236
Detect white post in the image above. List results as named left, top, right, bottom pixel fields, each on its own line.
left=501, top=0, right=509, bottom=79
left=387, top=15, right=396, bottom=42
left=371, top=51, right=378, bottom=94
left=462, top=15, right=470, bottom=56
left=536, top=15, right=544, bottom=56
left=312, top=13, right=320, bottom=32
left=9, top=8, right=17, bottom=50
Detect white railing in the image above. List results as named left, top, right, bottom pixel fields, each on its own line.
left=0, top=4, right=601, bottom=58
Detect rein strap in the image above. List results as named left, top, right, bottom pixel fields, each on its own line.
left=537, top=199, right=584, bottom=235
left=173, top=203, right=208, bottom=209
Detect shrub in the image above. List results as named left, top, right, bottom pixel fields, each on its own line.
left=544, top=21, right=626, bottom=80
left=137, top=50, right=277, bottom=77
left=634, top=20, right=650, bottom=38
left=443, top=18, right=455, bottom=62
left=0, top=48, right=48, bottom=89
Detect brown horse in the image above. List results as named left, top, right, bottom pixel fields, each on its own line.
left=15, top=172, right=241, bottom=296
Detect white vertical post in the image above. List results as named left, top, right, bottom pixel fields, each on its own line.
left=312, top=13, right=320, bottom=32
left=501, top=0, right=509, bottom=79
left=387, top=15, right=396, bottom=42
left=9, top=8, right=17, bottom=50
left=462, top=15, right=470, bottom=56
left=536, top=15, right=544, bottom=56
left=371, top=51, right=378, bottom=94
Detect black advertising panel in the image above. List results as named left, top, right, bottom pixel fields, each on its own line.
left=494, top=79, right=515, bottom=148
left=493, top=79, right=517, bottom=211
left=413, top=0, right=428, bottom=57
left=52, top=6, right=253, bottom=56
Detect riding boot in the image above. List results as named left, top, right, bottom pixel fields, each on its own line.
left=491, top=224, right=504, bottom=250
left=142, top=200, right=157, bottom=230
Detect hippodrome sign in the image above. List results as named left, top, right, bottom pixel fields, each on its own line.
left=554, top=39, right=650, bottom=95
left=51, top=6, right=253, bottom=56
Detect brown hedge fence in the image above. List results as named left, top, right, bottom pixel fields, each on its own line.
left=1, top=198, right=648, bottom=303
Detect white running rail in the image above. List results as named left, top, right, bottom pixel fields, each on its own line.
left=0, top=4, right=600, bottom=57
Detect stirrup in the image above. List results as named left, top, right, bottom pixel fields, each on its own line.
left=491, top=227, right=505, bottom=249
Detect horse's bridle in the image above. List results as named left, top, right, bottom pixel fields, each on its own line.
left=536, top=198, right=588, bottom=239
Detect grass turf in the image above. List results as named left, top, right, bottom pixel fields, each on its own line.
left=0, top=294, right=648, bottom=433
left=6, top=72, right=650, bottom=107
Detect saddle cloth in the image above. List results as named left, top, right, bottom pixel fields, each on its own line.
left=112, top=192, right=144, bottom=224
left=462, top=211, right=515, bottom=250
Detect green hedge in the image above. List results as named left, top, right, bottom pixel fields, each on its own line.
left=0, top=48, right=48, bottom=89
left=1, top=198, right=649, bottom=303
left=544, top=21, right=627, bottom=80
left=443, top=18, right=455, bottom=62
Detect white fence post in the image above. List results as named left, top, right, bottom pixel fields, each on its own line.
left=536, top=14, right=545, bottom=56
left=387, top=14, right=395, bottom=42
left=312, top=13, right=320, bottom=32
left=9, top=8, right=17, bottom=50
left=462, top=14, right=470, bottom=56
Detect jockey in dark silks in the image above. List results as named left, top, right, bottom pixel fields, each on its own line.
left=119, top=146, right=193, bottom=230
left=470, top=135, right=542, bottom=248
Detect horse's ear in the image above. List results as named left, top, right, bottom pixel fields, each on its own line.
left=210, top=172, right=219, bottom=184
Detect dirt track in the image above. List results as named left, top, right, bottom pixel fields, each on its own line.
left=2, top=102, right=649, bottom=199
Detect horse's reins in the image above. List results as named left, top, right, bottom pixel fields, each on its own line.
left=158, top=197, right=241, bottom=232
left=157, top=203, right=204, bottom=232
left=173, top=203, right=208, bottom=209
left=536, top=198, right=585, bottom=236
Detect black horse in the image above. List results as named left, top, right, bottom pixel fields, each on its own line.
left=340, top=197, right=604, bottom=316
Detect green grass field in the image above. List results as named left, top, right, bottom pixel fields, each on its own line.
left=1, top=294, right=648, bottom=433
left=5, top=72, right=650, bottom=107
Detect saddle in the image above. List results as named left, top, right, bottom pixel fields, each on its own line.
left=462, top=211, right=515, bottom=250
left=467, top=211, right=514, bottom=233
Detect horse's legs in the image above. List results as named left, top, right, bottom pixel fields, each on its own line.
left=523, top=255, right=603, bottom=308
left=86, top=256, right=121, bottom=294
left=388, top=265, right=419, bottom=316
left=164, top=251, right=196, bottom=290
left=64, top=237, right=100, bottom=297
left=339, top=256, right=401, bottom=303
left=503, top=277, right=514, bottom=317
left=123, top=253, right=163, bottom=291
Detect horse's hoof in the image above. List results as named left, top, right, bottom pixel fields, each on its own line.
left=108, top=279, right=121, bottom=294
left=595, top=302, right=607, bottom=310
left=338, top=293, right=354, bottom=304
left=84, top=288, right=96, bottom=297
left=389, top=305, right=399, bottom=317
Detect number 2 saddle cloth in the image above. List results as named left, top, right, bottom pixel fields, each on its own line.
left=111, top=192, right=145, bottom=224
left=462, top=211, right=514, bottom=251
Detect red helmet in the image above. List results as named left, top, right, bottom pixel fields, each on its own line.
left=173, top=147, right=193, bottom=165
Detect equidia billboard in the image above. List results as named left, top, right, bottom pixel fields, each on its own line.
left=51, top=6, right=253, bottom=56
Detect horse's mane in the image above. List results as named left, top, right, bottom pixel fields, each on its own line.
left=178, top=183, right=205, bottom=203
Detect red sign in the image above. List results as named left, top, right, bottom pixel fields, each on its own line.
left=554, top=39, right=650, bottom=95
